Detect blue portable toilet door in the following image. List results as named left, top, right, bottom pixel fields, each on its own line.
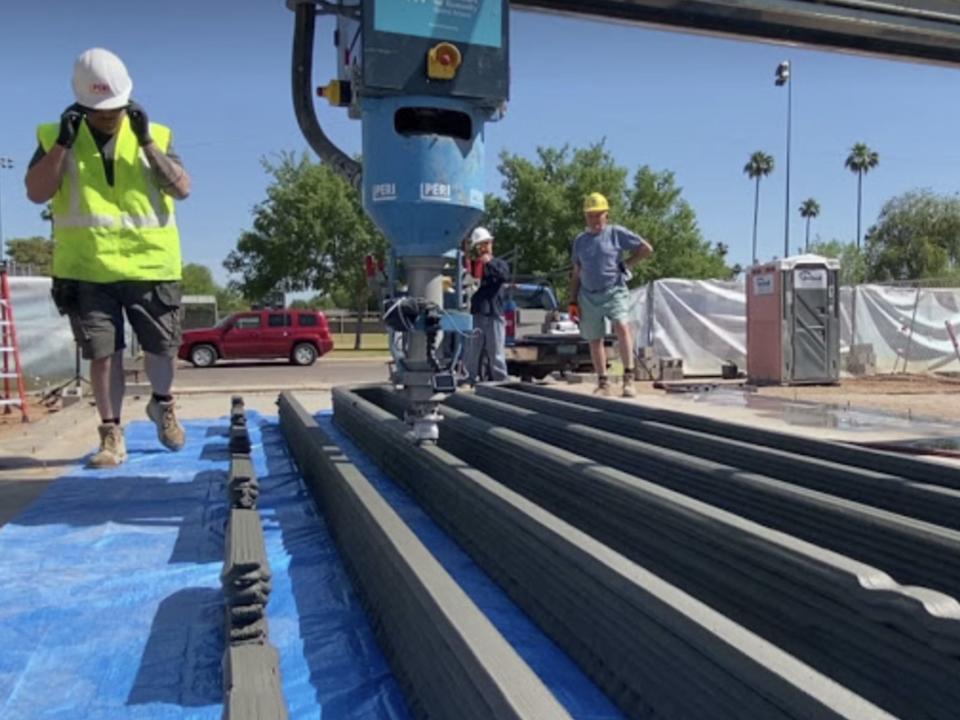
left=789, top=264, right=837, bottom=382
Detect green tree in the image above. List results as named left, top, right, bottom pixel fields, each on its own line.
left=845, top=143, right=880, bottom=249
left=798, top=198, right=820, bottom=252
left=5, top=236, right=54, bottom=274
left=181, top=263, right=219, bottom=296
left=485, top=142, right=732, bottom=294
left=215, top=285, right=247, bottom=314
left=861, top=190, right=960, bottom=281
left=224, top=152, right=387, bottom=349
left=625, top=166, right=730, bottom=283
left=485, top=142, right=627, bottom=285
left=743, top=151, right=775, bottom=264
left=808, top=238, right=866, bottom=285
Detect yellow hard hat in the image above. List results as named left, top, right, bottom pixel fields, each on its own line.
left=583, top=192, right=609, bottom=213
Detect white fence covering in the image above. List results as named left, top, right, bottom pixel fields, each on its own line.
left=629, top=279, right=747, bottom=375
left=853, top=285, right=960, bottom=374
left=8, top=277, right=77, bottom=389
left=628, top=280, right=960, bottom=376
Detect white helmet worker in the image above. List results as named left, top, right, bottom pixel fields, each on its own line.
left=470, top=227, right=494, bottom=246
left=72, top=48, right=133, bottom=110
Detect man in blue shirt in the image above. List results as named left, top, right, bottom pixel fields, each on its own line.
left=570, top=192, right=653, bottom=397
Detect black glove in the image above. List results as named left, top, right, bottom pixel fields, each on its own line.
left=127, top=101, right=152, bottom=146
left=56, top=104, right=84, bottom=149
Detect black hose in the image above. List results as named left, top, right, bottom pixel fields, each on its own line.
left=292, top=2, right=362, bottom=188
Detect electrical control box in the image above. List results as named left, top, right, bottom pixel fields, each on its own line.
left=361, top=0, right=509, bottom=104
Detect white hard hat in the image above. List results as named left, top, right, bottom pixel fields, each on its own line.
left=470, top=227, right=494, bottom=246
left=72, top=48, right=133, bottom=110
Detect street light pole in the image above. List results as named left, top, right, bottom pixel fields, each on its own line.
left=775, top=61, right=792, bottom=259
left=0, top=157, right=14, bottom=265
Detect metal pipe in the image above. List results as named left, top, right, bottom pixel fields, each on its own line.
left=784, top=68, right=792, bottom=258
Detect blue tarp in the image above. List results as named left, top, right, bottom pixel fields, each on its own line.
left=0, top=409, right=622, bottom=719
left=0, top=413, right=407, bottom=720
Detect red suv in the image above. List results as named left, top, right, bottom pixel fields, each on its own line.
left=178, top=310, right=335, bottom=367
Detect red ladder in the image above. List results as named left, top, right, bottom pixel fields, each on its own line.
left=0, top=264, right=29, bottom=422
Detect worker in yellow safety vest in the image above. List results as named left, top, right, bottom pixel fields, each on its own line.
left=25, top=48, right=192, bottom=467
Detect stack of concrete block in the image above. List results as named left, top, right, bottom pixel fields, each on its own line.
left=659, top=357, right=684, bottom=381
left=634, top=346, right=657, bottom=381
left=846, top=344, right=877, bottom=375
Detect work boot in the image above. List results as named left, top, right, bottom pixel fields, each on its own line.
left=622, top=370, right=637, bottom=398
left=594, top=376, right=611, bottom=397
left=89, top=423, right=127, bottom=468
left=146, top=397, right=186, bottom=451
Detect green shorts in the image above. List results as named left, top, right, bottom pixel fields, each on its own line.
left=68, top=281, right=183, bottom=360
left=578, top=284, right=631, bottom=341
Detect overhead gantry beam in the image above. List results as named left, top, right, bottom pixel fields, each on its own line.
left=510, top=1, right=960, bottom=65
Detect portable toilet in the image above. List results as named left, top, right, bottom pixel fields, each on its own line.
left=747, top=254, right=841, bottom=385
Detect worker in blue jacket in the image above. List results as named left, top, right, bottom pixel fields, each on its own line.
left=466, top=227, right=510, bottom=383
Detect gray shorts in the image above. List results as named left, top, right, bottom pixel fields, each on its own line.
left=69, top=281, right=183, bottom=360
left=578, top=284, right=631, bottom=341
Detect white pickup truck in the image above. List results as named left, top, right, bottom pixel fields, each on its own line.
left=501, top=283, right=610, bottom=381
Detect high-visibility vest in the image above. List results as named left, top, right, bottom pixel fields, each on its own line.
left=38, top=117, right=182, bottom=282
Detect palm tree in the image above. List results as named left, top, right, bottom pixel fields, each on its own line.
left=844, top=143, right=879, bottom=249
left=798, top=198, right=820, bottom=252
left=744, top=151, right=775, bottom=263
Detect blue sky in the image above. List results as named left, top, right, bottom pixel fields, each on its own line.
left=2, top=2, right=960, bottom=283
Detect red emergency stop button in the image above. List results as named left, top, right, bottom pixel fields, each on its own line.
left=427, top=42, right=462, bottom=80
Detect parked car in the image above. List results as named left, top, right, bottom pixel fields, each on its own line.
left=178, top=309, right=334, bottom=367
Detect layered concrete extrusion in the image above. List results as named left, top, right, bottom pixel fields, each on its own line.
left=474, top=384, right=960, bottom=528
left=222, top=644, right=287, bottom=720
left=429, top=392, right=960, bottom=719
left=219, top=396, right=288, bottom=720
left=514, top=383, right=960, bottom=489
left=277, top=391, right=575, bottom=720
left=229, top=454, right=259, bottom=510
left=222, top=508, right=273, bottom=644
left=329, top=386, right=896, bottom=720
left=229, top=425, right=252, bottom=455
